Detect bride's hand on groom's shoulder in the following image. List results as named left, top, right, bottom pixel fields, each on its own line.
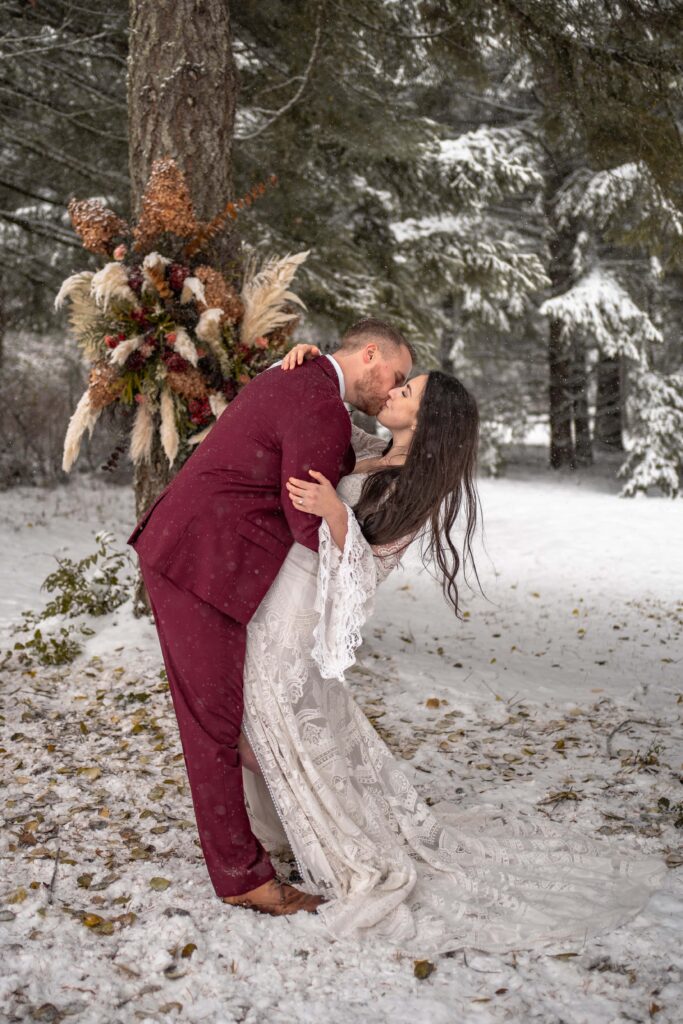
left=281, top=343, right=321, bottom=370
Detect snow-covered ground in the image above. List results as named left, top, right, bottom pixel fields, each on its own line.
left=1, top=470, right=682, bottom=1024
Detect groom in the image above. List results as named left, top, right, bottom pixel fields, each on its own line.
left=128, top=317, right=413, bottom=915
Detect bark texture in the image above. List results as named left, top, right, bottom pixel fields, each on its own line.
left=594, top=354, right=624, bottom=449
left=545, top=168, right=593, bottom=470
left=569, top=334, right=592, bottom=466
left=128, top=0, right=238, bottom=255
left=128, top=0, right=238, bottom=612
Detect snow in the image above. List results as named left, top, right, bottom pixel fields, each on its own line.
left=538, top=268, right=662, bottom=358
left=1, top=470, right=682, bottom=1024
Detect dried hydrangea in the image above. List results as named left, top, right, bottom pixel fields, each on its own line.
left=68, top=198, right=128, bottom=256
left=194, top=266, right=244, bottom=323
left=133, top=158, right=199, bottom=252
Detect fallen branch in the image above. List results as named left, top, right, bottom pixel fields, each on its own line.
left=47, top=841, right=60, bottom=906
left=605, top=718, right=663, bottom=759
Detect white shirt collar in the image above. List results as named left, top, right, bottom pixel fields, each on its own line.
left=326, top=354, right=346, bottom=399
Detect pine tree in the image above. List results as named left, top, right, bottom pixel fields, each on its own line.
left=618, top=370, right=683, bottom=497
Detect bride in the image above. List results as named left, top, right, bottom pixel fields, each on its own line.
left=235, top=343, right=667, bottom=956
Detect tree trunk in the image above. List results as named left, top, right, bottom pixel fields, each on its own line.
left=128, top=0, right=238, bottom=612
left=545, top=166, right=577, bottom=470
left=594, top=354, right=624, bottom=449
left=0, top=287, right=4, bottom=369
left=570, top=335, right=592, bottom=466
left=439, top=292, right=457, bottom=374
left=548, top=319, right=575, bottom=469
left=128, top=0, right=238, bottom=250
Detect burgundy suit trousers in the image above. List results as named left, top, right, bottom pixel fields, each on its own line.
left=139, top=557, right=275, bottom=897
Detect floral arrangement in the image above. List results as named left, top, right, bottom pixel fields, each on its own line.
left=56, top=158, right=308, bottom=471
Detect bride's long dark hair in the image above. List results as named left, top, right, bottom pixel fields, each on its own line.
left=354, top=370, right=481, bottom=618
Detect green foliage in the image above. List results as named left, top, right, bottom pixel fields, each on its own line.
left=40, top=531, right=132, bottom=618
left=4, top=532, right=134, bottom=668
left=11, top=626, right=84, bottom=668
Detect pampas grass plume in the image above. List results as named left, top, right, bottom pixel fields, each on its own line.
left=109, top=335, right=144, bottom=367
left=62, top=389, right=100, bottom=472
left=130, top=399, right=154, bottom=465
left=240, top=251, right=308, bottom=347
left=174, top=328, right=199, bottom=366
left=160, top=388, right=179, bottom=466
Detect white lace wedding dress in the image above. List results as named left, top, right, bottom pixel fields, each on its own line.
left=241, top=426, right=668, bottom=955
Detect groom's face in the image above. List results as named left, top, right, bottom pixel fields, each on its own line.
left=354, top=343, right=412, bottom=416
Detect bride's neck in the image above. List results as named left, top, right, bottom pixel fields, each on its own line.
left=385, top=427, right=413, bottom=464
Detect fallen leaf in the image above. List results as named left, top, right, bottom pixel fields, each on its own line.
left=149, top=877, right=171, bottom=891
left=81, top=913, right=104, bottom=927
left=181, top=943, right=197, bottom=958
left=413, top=959, right=435, bottom=980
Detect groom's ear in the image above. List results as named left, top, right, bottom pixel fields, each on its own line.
left=363, top=343, right=378, bottom=363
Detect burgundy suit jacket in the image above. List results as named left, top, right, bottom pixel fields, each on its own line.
left=128, top=356, right=355, bottom=624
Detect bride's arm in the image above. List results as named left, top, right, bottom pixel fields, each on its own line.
left=285, top=469, right=414, bottom=576
left=286, top=469, right=349, bottom=549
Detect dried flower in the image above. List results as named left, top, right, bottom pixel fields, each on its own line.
left=165, top=367, right=209, bottom=401
left=240, top=251, right=308, bottom=346
left=184, top=177, right=278, bottom=258
left=130, top=399, right=155, bottom=465
left=142, top=252, right=172, bottom=298
left=54, top=270, right=95, bottom=311
left=180, top=276, right=207, bottom=306
left=88, top=362, right=125, bottom=411
left=68, top=198, right=128, bottom=256
left=173, top=327, right=199, bottom=366
left=91, top=262, right=137, bottom=310
left=209, top=392, right=228, bottom=419
left=194, top=266, right=243, bottom=322
left=109, top=335, right=144, bottom=367
left=133, top=158, right=198, bottom=252
left=62, top=390, right=101, bottom=472
left=160, top=387, right=179, bottom=465
left=196, top=308, right=231, bottom=373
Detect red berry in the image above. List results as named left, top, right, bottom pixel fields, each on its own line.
left=166, top=332, right=177, bottom=345
left=117, top=332, right=127, bottom=341
left=104, top=335, right=118, bottom=349
left=168, top=263, right=190, bottom=293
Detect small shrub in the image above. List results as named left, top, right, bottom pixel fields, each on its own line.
left=5, top=532, right=134, bottom=668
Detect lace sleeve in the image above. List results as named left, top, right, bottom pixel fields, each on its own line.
left=312, top=504, right=415, bottom=680
left=350, top=422, right=387, bottom=460
left=371, top=533, right=414, bottom=585
left=312, top=501, right=378, bottom=681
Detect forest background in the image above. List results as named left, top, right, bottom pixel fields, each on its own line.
left=0, top=0, right=682, bottom=496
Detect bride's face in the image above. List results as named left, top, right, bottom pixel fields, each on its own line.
left=376, top=373, right=428, bottom=431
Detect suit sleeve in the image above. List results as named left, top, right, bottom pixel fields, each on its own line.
left=281, top=398, right=352, bottom=552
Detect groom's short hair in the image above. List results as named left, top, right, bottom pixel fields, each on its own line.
left=340, top=317, right=415, bottom=360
